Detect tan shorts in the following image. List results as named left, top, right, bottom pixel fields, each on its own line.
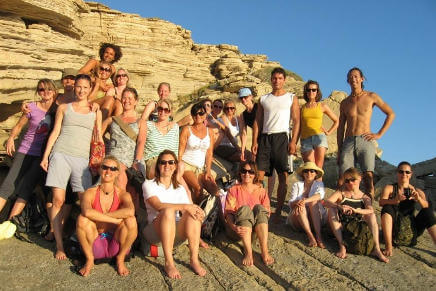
left=143, top=221, right=186, bottom=246
left=145, top=157, right=158, bottom=179
left=183, top=161, right=203, bottom=177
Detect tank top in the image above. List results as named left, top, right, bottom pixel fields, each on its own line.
left=260, top=92, right=294, bottom=134
left=108, top=120, right=139, bottom=166
left=301, top=102, right=323, bottom=139
left=242, top=103, right=258, bottom=128
left=144, top=121, right=179, bottom=161
left=182, top=127, right=210, bottom=168
left=52, top=103, right=96, bottom=159
left=219, top=117, right=240, bottom=147
left=390, top=183, right=416, bottom=215
left=92, top=186, right=120, bottom=213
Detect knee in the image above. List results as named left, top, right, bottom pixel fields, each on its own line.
left=123, top=216, right=138, bottom=230
left=237, top=205, right=252, bottom=217
left=160, top=208, right=176, bottom=220
left=76, top=214, right=91, bottom=230
left=52, top=197, right=65, bottom=208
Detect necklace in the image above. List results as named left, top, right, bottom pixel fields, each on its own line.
left=351, top=90, right=364, bottom=98
left=100, top=185, right=114, bottom=195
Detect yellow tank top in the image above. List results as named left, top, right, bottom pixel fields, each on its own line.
left=301, top=103, right=323, bottom=139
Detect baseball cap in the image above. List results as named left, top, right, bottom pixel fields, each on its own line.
left=238, top=88, right=252, bottom=98
left=62, top=68, right=77, bottom=79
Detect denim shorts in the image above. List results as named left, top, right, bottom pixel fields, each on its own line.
left=339, top=135, right=375, bottom=174
left=300, top=134, right=328, bottom=153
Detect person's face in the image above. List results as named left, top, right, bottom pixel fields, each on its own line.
left=240, top=95, right=252, bottom=107
left=344, top=175, right=361, bottom=190
left=115, top=70, right=128, bottom=86
left=158, top=85, right=170, bottom=99
left=271, top=73, right=286, bottom=91
left=157, top=102, right=171, bottom=121
left=223, top=102, right=236, bottom=116
left=62, top=77, right=75, bottom=92
left=121, top=91, right=137, bottom=111
left=158, top=154, right=177, bottom=177
left=203, top=101, right=212, bottom=114
left=347, top=70, right=364, bottom=89
left=397, top=165, right=412, bottom=183
left=99, top=159, right=119, bottom=183
left=98, top=64, right=111, bottom=80
left=74, top=79, right=91, bottom=100
left=212, top=101, right=223, bottom=116
left=37, top=83, right=56, bottom=101
left=240, top=164, right=255, bottom=184
left=103, top=47, right=115, bottom=63
left=302, top=169, right=317, bottom=181
left=306, top=84, right=318, bottom=101
left=192, top=108, right=206, bottom=124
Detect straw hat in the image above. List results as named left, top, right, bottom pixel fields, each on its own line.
left=296, top=161, right=324, bottom=179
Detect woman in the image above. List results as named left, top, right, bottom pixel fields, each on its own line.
left=88, top=61, right=114, bottom=109
left=79, top=42, right=122, bottom=79
left=140, top=82, right=172, bottom=122
left=286, top=162, right=326, bottom=248
left=142, top=150, right=206, bottom=279
left=215, top=100, right=250, bottom=162
left=324, top=167, right=388, bottom=262
left=0, top=79, right=56, bottom=219
left=102, top=87, right=141, bottom=207
left=41, top=74, right=103, bottom=260
left=299, top=80, right=338, bottom=168
left=135, top=99, right=179, bottom=179
left=380, top=161, right=436, bottom=256
left=101, top=68, right=129, bottom=118
left=179, top=102, right=219, bottom=204
left=224, top=161, right=274, bottom=266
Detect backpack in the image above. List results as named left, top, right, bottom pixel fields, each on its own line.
left=393, top=212, right=418, bottom=246
left=341, top=215, right=374, bottom=255
left=199, top=194, right=221, bottom=241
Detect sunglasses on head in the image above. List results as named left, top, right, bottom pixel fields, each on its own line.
left=194, top=111, right=206, bottom=116
left=99, top=67, right=111, bottom=72
left=157, top=106, right=170, bottom=114
left=159, top=160, right=176, bottom=165
left=101, top=164, right=119, bottom=171
left=306, top=88, right=318, bottom=92
left=37, top=88, right=53, bottom=92
left=398, top=170, right=411, bottom=174
left=344, top=177, right=357, bottom=184
left=116, top=74, right=128, bottom=78
left=303, top=169, right=316, bottom=174
left=240, top=168, right=255, bottom=175
left=224, top=106, right=235, bottom=111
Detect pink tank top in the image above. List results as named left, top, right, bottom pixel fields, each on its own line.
left=92, top=186, right=120, bottom=213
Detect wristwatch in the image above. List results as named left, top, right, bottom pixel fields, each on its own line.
left=134, top=159, right=141, bottom=163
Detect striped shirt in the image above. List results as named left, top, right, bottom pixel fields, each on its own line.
left=144, top=121, right=179, bottom=161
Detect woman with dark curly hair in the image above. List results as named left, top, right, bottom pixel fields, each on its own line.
left=79, top=43, right=123, bottom=78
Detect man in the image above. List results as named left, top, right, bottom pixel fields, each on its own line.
left=252, top=68, right=300, bottom=222
left=57, top=68, right=77, bottom=104
left=76, top=156, right=137, bottom=277
left=337, top=67, right=395, bottom=197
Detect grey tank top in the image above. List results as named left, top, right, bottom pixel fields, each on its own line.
left=52, top=103, right=96, bottom=159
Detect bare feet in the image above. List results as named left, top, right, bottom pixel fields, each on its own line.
left=55, top=249, right=67, bottom=260
left=116, top=257, right=130, bottom=276
left=316, top=239, right=326, bottom=249
left=165, top=263, right=182, bottom=279
left=261, top=253, right=274, bottom=265
left=199, top=239, right=209, bottom=249
left=307, top=237, right=317, bottom=248
left=242, top=253, right=254, bottom=266
left=79, top=260, right=94, bottom=277
left=383, top=247, right=393, bottom=257
left=372, top=249, right=389, bottom=263
left=335, top=245, right=347, bottom=259
left=190, top=259, right=207, bottom=277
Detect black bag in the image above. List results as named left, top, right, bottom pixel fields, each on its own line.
left=126, top=167, right=145, bottom=195
left=340, top=214, right=374, bottom=255
left=199, top=194, right=221, bottom=241
left=393, top=212, right=418, bottom=246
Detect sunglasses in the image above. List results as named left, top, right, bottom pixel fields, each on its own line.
left=398, top=170, right=411, bottom=175
left=157, top=106, right=170, bottom=114
left=213, top=104, right=223, bottom=109
left=194, top=111, right=206, bottom=116
left=344, top=177, right=357, bottom=184
left=306, top=88, right=318, bottom=92
left=224, top=107, right=235, bottom=111
left=101, top=164, right=119, bottom=171
left=240, top=168, right=255, bottom=175
left=37, top=88, right=54, bottom=92
left=99, top=67, right=111, bottom=72
left=159, top=160, right=176, bottom=165
left=303, top=169, right=316, bottom=174
left=116, top=74, right=128, bottom=78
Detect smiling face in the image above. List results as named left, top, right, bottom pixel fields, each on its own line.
left=240, top=94, right=252, bottom=108
left=121, top=90, right=137, bottom=111
left=115, top=69, right=129, bottom=86
left=37, top=82, right=56, bottom=102
left=103, top=47, right=116, bottom=63
left=62, top=76, right=75, bottom=92
left=157, top=153, right=177, bottom=178
left=98, top=63, right=112, bottom=80
left=99, top=158, right=119, bottom=183
left=157, top=100, right=171, bottom=121
left=212, top=100, right=223, bottom=117
left=306, top=84, right=318, bottom=102
left=223, top=101, right=236, bottom=117
left=302, top=168, right=317, bottom=182
left=343, top=174, right=361, bottom=191
left=240, top=164, right=255, bottom=184
left=74, top=78, right=91, bottom=101
left=347, top=69, right=364, bottom=90
left=397, top=164, right=412, bottom=184
left=157, top=84, right=170, bottom=99
left=271, top=72, right=286, bottom=91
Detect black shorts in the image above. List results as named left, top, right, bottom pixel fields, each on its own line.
left=256, top=132, right=288, bottom=176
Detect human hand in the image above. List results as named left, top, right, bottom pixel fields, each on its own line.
left=362, top=132, right=381, bottom=141
left=40, top=158, right=49, bottom=172
left=187, top=204, right=205, bottom=221
left=6, top=138, right=15, bottom=156
left=341, top=205, right=353, bottom=215
left=288, top=141, right=296, bottom=155
left=90, top=102, right=100, bottom=112
left=234, top=225, right=250, bottom=236
left=21, top=102, right=30, bottom=114
left=251, top=143, right=258, bottom=156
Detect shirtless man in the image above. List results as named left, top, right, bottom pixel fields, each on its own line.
left=337, top=67, right=395, bottom=197
left=76, top=156, right=137, bottom=277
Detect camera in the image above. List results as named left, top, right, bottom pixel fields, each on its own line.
left=404, top=188, right=411, bottom=199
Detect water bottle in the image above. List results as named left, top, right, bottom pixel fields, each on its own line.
left=287, top=154, right=294, bottom=174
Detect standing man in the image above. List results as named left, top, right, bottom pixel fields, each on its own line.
left=337, top=67, right=395, bottom=197
left=252, top=68, right=300, bottom=222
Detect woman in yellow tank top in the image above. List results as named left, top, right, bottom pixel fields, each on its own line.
left=299, top=80, right=339, bottom=168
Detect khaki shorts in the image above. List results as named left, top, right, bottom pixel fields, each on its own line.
left=145, top=157, right=158, bottom=179
left=183, top=161, right=203, bottom=177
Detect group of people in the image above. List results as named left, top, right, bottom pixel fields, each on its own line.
left=0, top=42, right=435, bottom=279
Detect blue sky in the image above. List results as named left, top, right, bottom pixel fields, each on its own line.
left=97, top=0, right=435, bottom=166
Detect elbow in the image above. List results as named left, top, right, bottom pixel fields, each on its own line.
left=82, top=208, right=92, bottom=218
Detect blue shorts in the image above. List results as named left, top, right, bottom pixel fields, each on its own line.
left=300, top=134, right=328, bottom=153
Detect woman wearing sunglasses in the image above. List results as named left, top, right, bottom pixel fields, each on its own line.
left=140, top=82, right=173, bottom=122
left=286, top=162, right=326, bottom=248
left=100, top=68, right=130, bottom=118
left=299, top=80, right=338, bottom=169
left=135, top=99, right=179, bottom=179
left=142, top=150, right=206, bottom=279
left=0, top=79, right=56, bottom=220
left=179, top=102, right=219, bottom=204
left=88, top=62, right=114, bottom=110
left=325, top=167, right=388, bottom=262
left=224, top=161, right=274, bottom=266
left=379, top=161, right=436, bottom=257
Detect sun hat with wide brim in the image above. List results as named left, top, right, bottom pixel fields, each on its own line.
left=296, top=161, right=324, bottom=179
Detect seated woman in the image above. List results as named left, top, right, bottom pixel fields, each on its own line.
left=224, top=161, right=274, bottom=266
left=324, top=167, right=388, bottom=262
left=380, top=161, right=436, bottom=256
left=41, top=74, right=103, bottom=260
left=100, top=68, right=129, bottom=118
left=142, top=150, right=206, bottom=279
left=214, top=100, right=250, bottom=162
left=102, top=87, right=141, bottom=208
left=135, top=99, right=179, bottom=179
left=88, top=61, right=114, bottom=112
left=0, top=79, right=56, bottom=219
left=76, top=156, right=137, bottom=277
left=286, top=162, right=326, bottom=248
left=140, top=82, right=172, bottom=122
left=79, top=42, right=122, bottom=80
left=179, top=102, right=219, bottom=204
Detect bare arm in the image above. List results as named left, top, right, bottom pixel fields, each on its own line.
left=78, top=59, right=98, bottom=75
left=289, top=95, right=300, bottom=155
left=221, top=115, right=239, bottom=148
left=104, top=190, right=136, bottom=219
left=204, top=128, right=215, bottom=179
left=177, top=115, right=193, bottom=127
left=88, top=78, right=102, bottom=102
left=101, top=117, right=113, bottom=136
left=251, top=103, right=263, bottom=155
left=40, top=105, right=66, bottom=171
left=80, top=188, right=122, bottom=224
left=378, top=184, right=398, bottom=206
left=336, top=102, right=346, bottom=161
left=5, top=113, right=29, bottom=156
left=146, top=195, right=203, bottom=221
left=239, top=115, right=247, bottom=160
left=135, top=119, right=148, bottom=161
left=322, top=104, right=339, bottom=136
left=140, top=101, right=157, bottom=122
left=324, top=191, right=342, bottom=209
left=364, top=93, right=395, bottom=140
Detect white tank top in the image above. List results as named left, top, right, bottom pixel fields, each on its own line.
left=218, top=117, right=239, bottom=147
left=182, top=127, right=210, bottom=168
left=260, top=92, right=294, bottom=134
